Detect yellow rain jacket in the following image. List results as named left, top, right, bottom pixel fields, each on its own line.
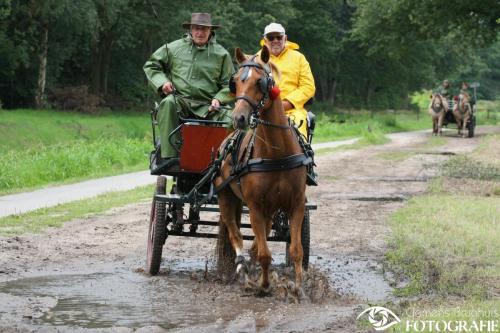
left=259, top=40, right=316, bottom=138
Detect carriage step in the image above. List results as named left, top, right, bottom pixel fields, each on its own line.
left=155, top=194, right=185, bottom=203
left=167, top=231, right=287, bottom=242
left=189, top=220, right=252, bottom=228
left=199, top=202, right=317, bottom=213
left=155, top=194, right=317, bottom=211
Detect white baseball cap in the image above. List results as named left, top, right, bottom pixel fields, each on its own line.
left=263, top=23, right=285, bottom=36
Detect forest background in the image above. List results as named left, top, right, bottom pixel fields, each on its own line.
left=0, top=0, right=499, bottom=111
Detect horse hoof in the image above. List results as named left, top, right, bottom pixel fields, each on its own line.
left=235, top=255, right=248, bottom=275
left=255, top=286, right=272, bottom=297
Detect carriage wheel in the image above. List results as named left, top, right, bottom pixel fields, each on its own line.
left=468, top=115, right=476, bottom=138
left=285, top=209, right=310, bottom=270
left=146, top=176, right=168, bottom=275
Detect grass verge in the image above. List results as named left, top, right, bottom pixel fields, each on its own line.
left=383, top=134, right=500, bottom=332
left=0, top=184, right=154, bottom=236
left=316, top=125, right=389, bottom=155
left=0, top=139, right=150, bottom=194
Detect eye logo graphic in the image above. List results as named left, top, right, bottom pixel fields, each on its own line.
left=357, top=306, right=401, bottom=331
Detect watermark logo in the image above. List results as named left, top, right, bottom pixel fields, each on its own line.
left=357, top=305, right=500, bottom=332
left=357, top=306, right=401, bottom=331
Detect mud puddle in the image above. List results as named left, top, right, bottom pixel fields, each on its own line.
left=0, top=265, right=276, bottom=331
left=0, top=253, right=391, bottom=331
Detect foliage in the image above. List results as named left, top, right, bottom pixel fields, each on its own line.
left=0, top=1, right=498, bottom=110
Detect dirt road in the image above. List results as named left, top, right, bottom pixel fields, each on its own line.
left=0, top=127, right=498, bottom=333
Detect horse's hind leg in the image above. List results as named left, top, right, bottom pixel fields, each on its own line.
left=217, top=188, right=245, bottom=273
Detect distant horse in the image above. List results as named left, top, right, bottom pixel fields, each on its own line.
left=428, top=93, right=448, bottom=136
left=214, top=46, right=308, bottom=294
left=452, top=92, right=471, bottom=137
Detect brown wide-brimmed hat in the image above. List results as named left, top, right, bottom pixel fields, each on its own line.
left=182, top=13, right=220, bottom=29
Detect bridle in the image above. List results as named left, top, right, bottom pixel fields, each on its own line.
left=231, top=56, right=289, bottom=129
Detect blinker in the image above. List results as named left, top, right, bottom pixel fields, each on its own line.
left=240, top=67, right=250, bottom=82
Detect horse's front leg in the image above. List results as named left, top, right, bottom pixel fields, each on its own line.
left=249, top=209, right=272, bottom=293
left=289, top=205, right=306, bottom=287
left=462, top=113, right=469, bottom=138
left=438, top=113, right=444, bottom=136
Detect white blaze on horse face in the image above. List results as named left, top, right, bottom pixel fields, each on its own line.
left=236, top=248, right=243, bottom=257
left=247, top=69, right=252, bottom=80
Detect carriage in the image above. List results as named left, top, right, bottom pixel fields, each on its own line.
left=145, top=103, right=317, bottom=275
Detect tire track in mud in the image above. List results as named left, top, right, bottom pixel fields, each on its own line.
left=0, top=127, right=498, bottom=333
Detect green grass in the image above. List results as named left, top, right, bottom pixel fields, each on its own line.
left=316, top=124, right=390, bottom=155
left=0, top=184, right=154, bottom=236
left=0, top=138, right=150, bottom=194
left=0, top=109, right=152, bottom=194
left=0, top=109, right=151, bottom=153
left=387, top=135, right=500, bottom=302
left=384, top=134, right=500, bottom=331
left=387, top=194, right=499, bottom=298
left=442, top=156, right=500, bottom=181
left=313, top=110, right=429, bottom=142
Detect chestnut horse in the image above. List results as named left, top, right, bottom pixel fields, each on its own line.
left=428, top=93, right=448, bottom=136
left=452, top=92, right=471, bottom=137
left=214, top=46, right=307, bottom=293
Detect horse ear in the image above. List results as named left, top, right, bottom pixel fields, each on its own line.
left=261, top=45, right=270, bottom=63
left=235, top=48, right=246, bottom=64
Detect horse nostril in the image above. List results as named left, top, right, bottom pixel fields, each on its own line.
left=237, top=115, right=246, bottom=128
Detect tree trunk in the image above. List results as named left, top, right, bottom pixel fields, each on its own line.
left=100, top=34, right=114, bottom=97
left=90, top=44, right=102, bottom=94
left=35, top=24, right=48, bottom=109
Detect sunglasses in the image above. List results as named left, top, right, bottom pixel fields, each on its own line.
left=266, top=35, right=284, bottom=41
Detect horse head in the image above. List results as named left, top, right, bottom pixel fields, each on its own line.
left=431, top=93, right=443, bottom=109
left=231, top=46, right=278, bottom=129
left=458, top=93, right=471, bottom=114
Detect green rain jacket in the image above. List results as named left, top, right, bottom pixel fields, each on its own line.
left=143, top=34, right=234, bottom=118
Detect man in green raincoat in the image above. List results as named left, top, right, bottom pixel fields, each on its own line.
left=144, top=13, right=234, bottom=171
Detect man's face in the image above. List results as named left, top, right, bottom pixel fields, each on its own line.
left=190, top=25, right=211, bottom=46
left=264, top=33, right=286, bottom=56
left=443, top=80, right=449, bottom=88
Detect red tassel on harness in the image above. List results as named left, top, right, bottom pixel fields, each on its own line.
left=269, top=86, right=281, bottom=100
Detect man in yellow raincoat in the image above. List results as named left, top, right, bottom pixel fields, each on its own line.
left=260, top=23, right=316, bottom=138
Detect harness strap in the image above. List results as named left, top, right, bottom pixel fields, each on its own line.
left=215, top=154, right=311, bottom=193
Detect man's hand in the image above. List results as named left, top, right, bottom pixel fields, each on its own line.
left=208, top=99, right=221, bottom=112
left=161, top=82, right=174, bottom=95
left=282, top=99, right=294, bottom=111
